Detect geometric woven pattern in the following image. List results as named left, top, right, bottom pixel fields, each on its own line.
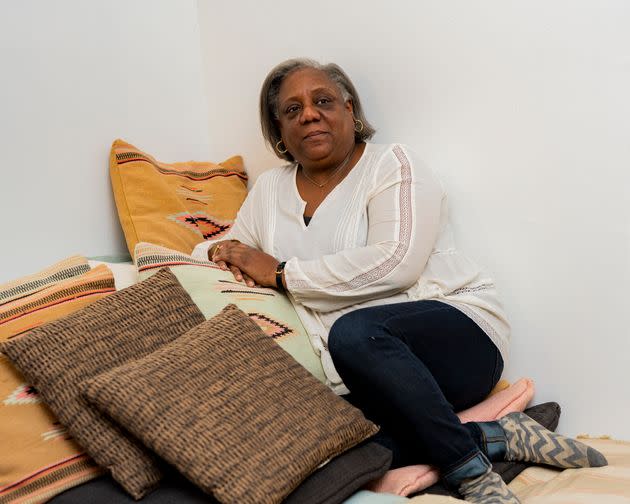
left=3, top=383, right=40, bottom=406
left=248, top=312, right=294, bottom=339
left=0, top=261, right=112, bottom=503
left=41, top=422, right=70, bottom=442
left=110, top=139, right=247, bottom=256
left=135, top=242, right=326, bottom=384
left=0, top=255, right=90, bottom=306
left=1, top=268, right=206, bottom=499
left=0, top=455, right=101, bottom=504
left=135, top=242, right=220, bottom=272
left=0, top=264, right=116, bottom=340
left=459, top=468, right=520, bottom=504
left=168, top=211, right=232, bottom=240
left=215, top=279, right=277, bottom=298
left=500, top=411, right=608, bottom=469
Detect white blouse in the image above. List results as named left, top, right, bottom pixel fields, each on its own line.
left=193, top=143, right=510, bottom=394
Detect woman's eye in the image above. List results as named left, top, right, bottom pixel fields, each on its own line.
left=286, top=105, right=300, bottom=114
left=316, top=97, right=331, bottom=105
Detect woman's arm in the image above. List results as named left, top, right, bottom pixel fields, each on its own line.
left=192, top=174, right=279, bottom=287
left=285, top=145, right=443, bottom=312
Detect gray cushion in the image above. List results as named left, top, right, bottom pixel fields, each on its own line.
left=50, top=442, right=392, bottom=504
left=284, top=441, right=392, bottom=504
left=48, top=471, right=214, bottom=504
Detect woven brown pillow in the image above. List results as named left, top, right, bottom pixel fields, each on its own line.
left=0, top=268, right=206, bottom=499
left=82, top=304, right=379, bottom=504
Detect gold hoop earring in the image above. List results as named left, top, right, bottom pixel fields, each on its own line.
left=275, top=140, right=288, bottom=154
left=354, top=119, right=364, bottom=133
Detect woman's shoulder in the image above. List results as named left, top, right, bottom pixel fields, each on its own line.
left=364, top=142, right=431, bottom=174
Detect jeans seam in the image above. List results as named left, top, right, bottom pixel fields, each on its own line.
left=490, top=348, right=504, bottom=394
left=443, top=449, right=490, bottom=487
left=482, top=429, right=505, bottom=447
left=380, top=304, right=453, bottom=342
left=443, top=448, right=485, bottom=477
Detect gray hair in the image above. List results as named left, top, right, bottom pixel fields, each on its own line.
left=259, top=58, right=376, bottom=162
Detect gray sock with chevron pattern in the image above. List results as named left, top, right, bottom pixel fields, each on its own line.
left=459, top=468, right=521, bottom=504
left=498, top=412, right=608, bottom=468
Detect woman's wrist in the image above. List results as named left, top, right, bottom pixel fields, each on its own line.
left=275, top=261, right=287, bottom=292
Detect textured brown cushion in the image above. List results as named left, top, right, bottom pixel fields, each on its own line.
left=0, top=268, right=206, bottom=499
left=82, top=305, right=379, bottom=504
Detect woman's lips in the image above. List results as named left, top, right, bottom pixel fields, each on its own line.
left=304, top=131, right=328, bottom=140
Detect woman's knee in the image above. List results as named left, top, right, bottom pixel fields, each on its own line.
left=328, top=309, right=381, bottom=362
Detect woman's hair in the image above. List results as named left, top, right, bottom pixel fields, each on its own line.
left=259, top=58, right=376, bottom=162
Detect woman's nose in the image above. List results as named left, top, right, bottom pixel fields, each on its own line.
left=299, top=103, right=320, bottom=123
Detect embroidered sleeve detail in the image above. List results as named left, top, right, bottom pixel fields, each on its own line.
left=321, top=144, right=413, bottom=293
left=450, top=282, right=496, bottom=296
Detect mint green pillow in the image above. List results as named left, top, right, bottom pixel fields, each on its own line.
left=135, top=242, right=326, bottom=383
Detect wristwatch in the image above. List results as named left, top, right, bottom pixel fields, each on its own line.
left=275, top=261, right=286, bottom=292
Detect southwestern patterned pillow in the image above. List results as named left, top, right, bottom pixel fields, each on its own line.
left=1, top=268, right=206, bottom=500
left=110, top=139, right=248, bottom=257
left=135, top=242, right=326, bottom=383
left=0, top=262, right=114, bottom=503
left=0, top=255, right=90, bottom=306
left=82, top=305, right=378, bottom=504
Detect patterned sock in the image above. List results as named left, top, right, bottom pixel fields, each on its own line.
left=498, top=412, right=608, bottom=468
left=459, top=468, right=521, bottom=504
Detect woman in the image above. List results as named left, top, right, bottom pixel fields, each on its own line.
left=192, top=58, right=606, bottom=503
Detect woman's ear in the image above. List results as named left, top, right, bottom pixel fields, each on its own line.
left=345, top=99, right=354, bottom=115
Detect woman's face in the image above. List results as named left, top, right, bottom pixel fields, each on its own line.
left=276, top=67, right=355, bottom=168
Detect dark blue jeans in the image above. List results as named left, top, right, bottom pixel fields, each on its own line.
left=328, top=300, right=503, bottom=476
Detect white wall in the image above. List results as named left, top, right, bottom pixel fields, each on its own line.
left=0, top=0, right=211, bottom=280
left=1, top=0, right=628, bottom=440
left=197, top=0, right=630, bottom=438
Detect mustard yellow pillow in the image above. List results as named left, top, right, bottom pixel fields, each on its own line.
left=110, top=139, right=248, bottom=256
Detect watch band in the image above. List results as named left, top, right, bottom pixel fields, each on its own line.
left=275, top=261, right=286, bottom=292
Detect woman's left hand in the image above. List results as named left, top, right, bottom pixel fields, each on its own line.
left=211, top=240, right=280, bottom=288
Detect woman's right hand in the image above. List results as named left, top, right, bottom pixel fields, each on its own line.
left=209, top=241, right=256, bottom=287
left=211, top=239, right=282, bottom=289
